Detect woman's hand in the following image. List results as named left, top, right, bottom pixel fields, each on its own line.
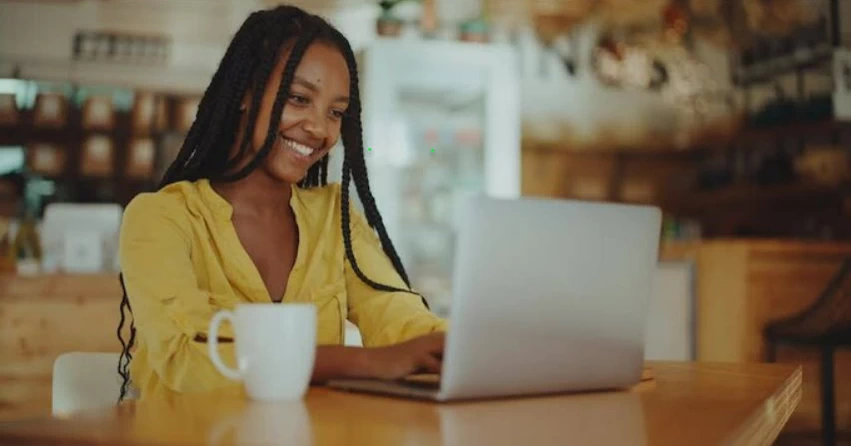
left=310, top=333, right=445, bottom=384
left=363, top=332, right=445, bottom=380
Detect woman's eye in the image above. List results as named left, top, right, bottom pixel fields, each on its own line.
left=289, top=94, right=309, bottom=104
left=330, top=109, right=345, bottom=119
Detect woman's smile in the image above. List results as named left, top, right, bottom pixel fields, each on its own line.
left=277, top=134, right=325, bottom=166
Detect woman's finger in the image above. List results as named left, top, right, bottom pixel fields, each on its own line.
left=419, top=353, right=442, bottom=374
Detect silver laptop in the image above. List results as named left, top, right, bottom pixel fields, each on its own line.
left=328, top=196, right=662, bottom=401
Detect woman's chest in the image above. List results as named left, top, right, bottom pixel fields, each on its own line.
left=232, top=216, right=298, bottom=302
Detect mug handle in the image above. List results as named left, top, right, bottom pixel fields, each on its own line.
left=208, top=310, right=242, bottom=381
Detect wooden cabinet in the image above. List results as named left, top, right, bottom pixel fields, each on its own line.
left=661, top=240, right=851, bottom=433
left=0, top=274, right=122, bottom=420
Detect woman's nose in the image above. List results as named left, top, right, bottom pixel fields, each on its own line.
left=302, top=110, right=328, bottom=140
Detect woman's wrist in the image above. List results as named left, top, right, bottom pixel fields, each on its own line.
left=351, top=345, right=386, bottom=379
left=312, top=345, right=377, bottom=383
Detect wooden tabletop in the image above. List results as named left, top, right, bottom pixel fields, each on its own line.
left=0, top=361, right=801, bottom=446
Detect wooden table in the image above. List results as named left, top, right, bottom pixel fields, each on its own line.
left=0, top=362, right=801, bottom=445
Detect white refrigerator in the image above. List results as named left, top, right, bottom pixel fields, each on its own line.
left=331, top=38, right=521, bottom=316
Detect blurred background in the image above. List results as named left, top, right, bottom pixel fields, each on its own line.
left=0, top=0, right=850, bottom=443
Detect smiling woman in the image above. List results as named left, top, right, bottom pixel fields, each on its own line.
left=116, top=5, right=447, bottom=402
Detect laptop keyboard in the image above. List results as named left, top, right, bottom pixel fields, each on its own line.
left=400, top=374, right=441, bottom=389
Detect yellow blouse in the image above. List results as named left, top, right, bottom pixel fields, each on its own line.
left=119, top=179, right=446, bottom=399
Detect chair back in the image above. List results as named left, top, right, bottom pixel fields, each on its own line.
left=767, top=258, right=851, bottom=339
left=52, top=352, right=123, bottom=415
left=345, top=320, right=363, bottom=347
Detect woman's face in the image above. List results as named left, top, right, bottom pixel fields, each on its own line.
left=241, top=41, right=350, bottom=184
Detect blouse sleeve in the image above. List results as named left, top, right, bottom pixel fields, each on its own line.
left=343, top=205, right=447, bottom=347
left=119, top=194, right=240, bottom=394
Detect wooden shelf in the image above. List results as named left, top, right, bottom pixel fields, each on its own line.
left=661, top=182, right=846, bottom=217
left=523, top=144, right=703, bottom=160
left=523, top=120, right=849, bottom=159
left=735, top=120, right=850, bottom=144
left=733, top=51, right=833, bottom=86
left=0, top=105, right=164, bottom=207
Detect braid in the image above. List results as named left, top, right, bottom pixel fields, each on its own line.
left=330, top=29, right=428, bottom=307
left=116, top=274, right=136, bottom=402
left=117, top=6, right=431, bottom=402
left=221, top=15, right=278, bottom=169
left=319, top=153, right=329, bottom=184
left=297, top=154, right=328, bottom=188
left=160, top=13, right=263, bottom=186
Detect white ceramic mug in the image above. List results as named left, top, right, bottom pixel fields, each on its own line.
left=208, top=303, right=317, bottom=401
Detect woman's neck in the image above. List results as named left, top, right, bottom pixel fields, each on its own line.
left=211, top=170, right=293, bottom=218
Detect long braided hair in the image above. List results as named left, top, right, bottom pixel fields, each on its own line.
left=117, top=5, right=426, bottom=402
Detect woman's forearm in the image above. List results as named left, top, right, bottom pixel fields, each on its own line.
left=311, top=346, right=373, bottom=384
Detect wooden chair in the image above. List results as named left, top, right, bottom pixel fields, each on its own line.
left=52, top=352, right=124, bottom=416
left=764, top=258, right=851, bottom=446
left=52, top=325, right=362, bottom=416
left=344, top=320, right=363, bottom=347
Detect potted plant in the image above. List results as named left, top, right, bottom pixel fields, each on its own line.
left=459, top=17, right=490, bottom=43
left=377, top=1, right=404, bottom=37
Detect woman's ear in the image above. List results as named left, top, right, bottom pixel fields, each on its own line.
left=239, top=89, right=252, bottom=113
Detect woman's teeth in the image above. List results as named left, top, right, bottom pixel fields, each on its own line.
left=282, top=137, right=315, bottom=157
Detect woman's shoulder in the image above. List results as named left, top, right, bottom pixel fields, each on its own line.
left=126, top=181, right=198, bottom=214
left=119, top=182, right=207, bottom=262
left=123, top=181, right=205, bottom=230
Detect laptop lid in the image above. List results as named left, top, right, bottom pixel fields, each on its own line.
left=439, top=197, right=661, bottom=401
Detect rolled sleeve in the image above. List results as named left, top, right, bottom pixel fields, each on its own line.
left=343, top=206, right=447, bottom=347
